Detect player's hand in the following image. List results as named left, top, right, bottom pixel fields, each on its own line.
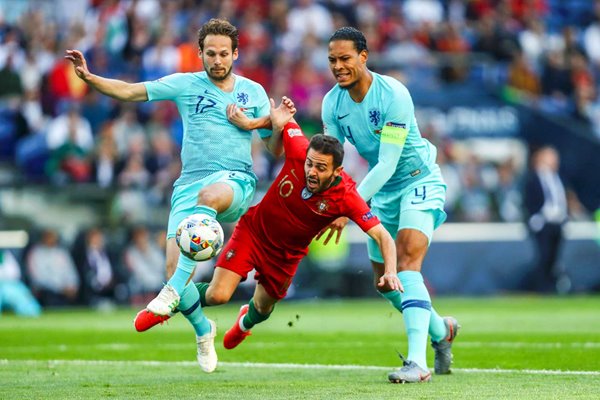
left=65, top=49, right=92, bottom=81
left=269, top=96, right=296, bottom=131
left=378, top=273, right=403, bottom=292
left=227, top=103, right=252, bottom=129
left=315, top=216, right=349, bottom=245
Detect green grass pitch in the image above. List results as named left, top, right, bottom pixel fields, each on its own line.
left=1, top=296, right=599, bottom=399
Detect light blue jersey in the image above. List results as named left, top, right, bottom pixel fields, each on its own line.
left=144, top=72, right=270, bottom=186
left=322, top=71, right=438, bottom=196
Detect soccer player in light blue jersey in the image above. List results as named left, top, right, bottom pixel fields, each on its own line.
left=66, top=18, right=293, bottom=373
left=320, top=27, right=459, bottom=383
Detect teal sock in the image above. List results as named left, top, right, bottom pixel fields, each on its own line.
left=179, top=283, right=211, bottom=336
left=195, top=282, right=210, bottom=307
left=429, top=307, right=447, bottom=343
left=168, top=256, right=196, bottom=294
left=380, top=289, right=403, bottom=311
left=194, top=205, right=217, bottom=218
left=241, top=298, right=272, bottom=330
left=398, top=271, right=431, bottom=370
left=379, top=282, right=447, bottom=342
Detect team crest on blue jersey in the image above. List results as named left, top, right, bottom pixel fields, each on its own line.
left=237, top=92, right=249, bottom=105
left=369, top=109, right=381, bottom=126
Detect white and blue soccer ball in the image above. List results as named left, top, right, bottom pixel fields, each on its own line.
left=176, top=214, right=224, bottom=261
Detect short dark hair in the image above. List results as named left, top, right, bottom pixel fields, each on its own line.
left=307, top=134, right=344, bottom=168
left=329, top=27, right=368, bottom=53
left=198, top=18, right=239, bottom=51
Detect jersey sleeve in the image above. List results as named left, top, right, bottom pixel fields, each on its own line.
left=282, top=122, right=309, bottom=160
left=356, top=85, right=411, bottom=201
left=321, top=92, right=345, bottom=143
left=343, top=187, right=381, bottom=232
left=253, top=84, right=272, bottom=139
left=144, top=73, right=189, bottom=101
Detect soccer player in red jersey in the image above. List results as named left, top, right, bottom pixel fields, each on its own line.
left=136, top=99, right=401, bottom=353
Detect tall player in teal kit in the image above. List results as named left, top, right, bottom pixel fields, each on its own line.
left=66, top=19, right=293, bottom=373
left=320, top=27, right=459, bottom=383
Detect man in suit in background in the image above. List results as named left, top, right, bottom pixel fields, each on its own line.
left=524, top=146, right=569, bottom=293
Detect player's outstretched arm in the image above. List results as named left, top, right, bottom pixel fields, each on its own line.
left=264, top=96, right=296, bottom=158
left=65, top=49, right=148, bottom=102
left=366, top=224, right=402, bottom=292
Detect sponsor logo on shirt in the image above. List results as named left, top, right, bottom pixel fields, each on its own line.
left=361, top=211, right=375, bottom=221
left=337, top=113, right=350, bottom=120
left=287, top=128, right=302, bottom=138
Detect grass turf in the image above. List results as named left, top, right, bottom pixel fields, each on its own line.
left=1, top=296, right=599, bottom=399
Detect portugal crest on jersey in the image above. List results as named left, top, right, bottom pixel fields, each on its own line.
left=315, top=199, right=329, bottom=214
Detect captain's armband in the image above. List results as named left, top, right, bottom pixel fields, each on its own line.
left=381, top=122, right=408, bottom=146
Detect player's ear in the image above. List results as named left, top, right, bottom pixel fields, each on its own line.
left=334, top=165, right=343, bottom=177
left=359, top=49, right=368, bottom=64
left=233, top=48, right=239, bottom=61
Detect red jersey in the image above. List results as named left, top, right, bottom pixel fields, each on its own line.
left=241, top=122, right=379, bottom=260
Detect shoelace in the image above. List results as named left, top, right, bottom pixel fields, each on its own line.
left=198, top=337, right=213, bottom=354
left=395, top=350, right=409, bottom=367
left=156, top=286, right=177, bottom=303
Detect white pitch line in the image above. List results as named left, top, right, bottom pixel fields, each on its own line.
left=1, top=359, right=598, bottom=376
left=2, top=341, right=599, bottom=353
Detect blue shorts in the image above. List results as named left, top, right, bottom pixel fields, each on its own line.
left=367, top=172, right=447, bottom=263
left=167, top=171, right=256, bottom=238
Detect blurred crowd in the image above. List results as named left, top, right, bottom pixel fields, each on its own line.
left=0, top=0, right=598, bottom=226
left=1, top=225, right=168, bottom=311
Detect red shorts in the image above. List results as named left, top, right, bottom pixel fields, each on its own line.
left=215, top=219, right=302, bottom=300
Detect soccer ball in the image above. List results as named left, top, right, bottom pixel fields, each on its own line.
left=176, top=214, right=224, bottom=261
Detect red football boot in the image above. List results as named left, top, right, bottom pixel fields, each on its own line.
left=223, top=304, right=251, bottom=349
left=134, top=309, right=173, bottom=332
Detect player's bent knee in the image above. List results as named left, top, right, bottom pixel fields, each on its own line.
left=205, top=290, right=232, bottom=305
left=198, top=188, right=220, bottom=208
left=253, top=302, right=275, bottom=315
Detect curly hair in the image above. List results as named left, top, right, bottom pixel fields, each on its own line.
left=329, top=27, right=368, bottom=53
left=197, top=18, right=239, bottom=51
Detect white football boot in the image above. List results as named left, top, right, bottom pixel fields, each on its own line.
left=196, top=319, right=218, bottom=373
left=146, top=284, right=180, bottom=316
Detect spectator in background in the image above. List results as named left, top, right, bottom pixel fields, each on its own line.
left=72, top=227, right=120, bottom=308
left=523, top=146, right=569, bottom=293
left=26, top=228, right=80, bottom=307
left=46, top=102, right=94, bottom=151
left=492, top=158, right=523, bottom=222
left=91, top=123, right=119, bottom=188
left=45, top=124, right=92, bottom=184
left=123, top=225, right=165, bottom=306
left=0, top=249, right=41, bottom=317
left=506, top=49, right=541, bottom=102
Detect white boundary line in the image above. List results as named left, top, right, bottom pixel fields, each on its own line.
left=2, top=341, right=599, bottom=352
left=1, top=359, right=598, bottom=376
